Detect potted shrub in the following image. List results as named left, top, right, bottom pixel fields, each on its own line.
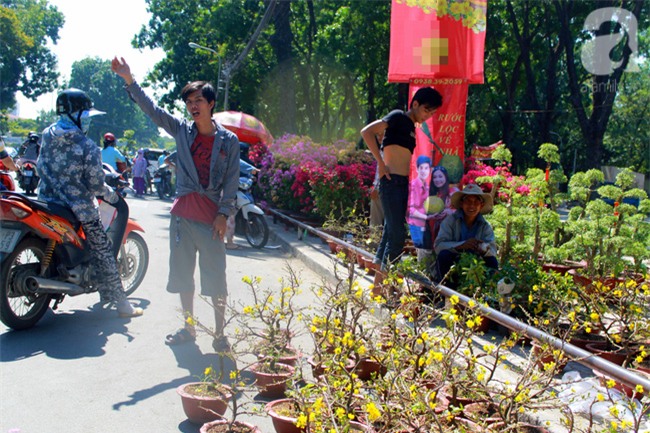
left=177, top=365, right=233, bottom=425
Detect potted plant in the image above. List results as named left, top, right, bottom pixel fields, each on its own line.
left=177, top=365, right=233, bottom=425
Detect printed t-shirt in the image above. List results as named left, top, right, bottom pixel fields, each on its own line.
left=170, top=134, right=218, bottom=225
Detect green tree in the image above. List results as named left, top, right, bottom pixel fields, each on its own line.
left=0, top=0, right=63, bottom=111
left=68, top=57, right=159, bottom=146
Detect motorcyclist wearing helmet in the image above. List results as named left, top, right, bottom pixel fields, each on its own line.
left=0, top=137, right=18, bottom=172
left=18, top=131, right=41, bottom=161
left=37, top=88, right=143, bottom=318
left=101, top=132, right=127, bottom=172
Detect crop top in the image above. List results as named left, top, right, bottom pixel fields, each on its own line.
left=381, top=110, right=416, bottom=154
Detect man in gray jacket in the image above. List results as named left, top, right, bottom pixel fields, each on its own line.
left=433, top=184, right=498, bottom=286
left=112, top=57, right=240, bottom=352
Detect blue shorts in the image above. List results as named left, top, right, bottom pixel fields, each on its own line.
left=166, top=216, right=227, bottom=298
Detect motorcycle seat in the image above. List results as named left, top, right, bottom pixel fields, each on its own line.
left=30, top=199, right=81, bottom=230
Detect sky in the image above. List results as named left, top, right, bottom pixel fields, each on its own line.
left=15, top=0, right=165, bottom=119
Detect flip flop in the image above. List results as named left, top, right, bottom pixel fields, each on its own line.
left=165, top=328, right=196, bottom=346
left=226, top=243, right=241, bottom=250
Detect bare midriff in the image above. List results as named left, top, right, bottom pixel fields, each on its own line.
left=382, top=145, right=413, bottom=177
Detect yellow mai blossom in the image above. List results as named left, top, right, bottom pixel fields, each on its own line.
left=204, top=367, right=213, bottom=376
left=366, top=402, right=382, bottom=422
left=242, top=275, right=252, bottom=284
left=468, top=299, right=476, bottom=308
left=243, top=305, right=254, bottom=315
left=606, top=379, right=616, bottom=389
left=296, top=414, right=308, bottom=429
left=229, top=370, right=237, bottom=380
left=635, top=384, right=644, bottom=394
left=590, top=312, right=599, bottom=321
left=335, top=407, right=346, bottom=419
left=596, top=393, right=605, bottom=402
left=466, top=319, right=476, bottom=329
left=450, top=295, right=460, bottom=305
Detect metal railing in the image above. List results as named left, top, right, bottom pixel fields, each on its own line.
left=267, top=207, right=650, bottom=395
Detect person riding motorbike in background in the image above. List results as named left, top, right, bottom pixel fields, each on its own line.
left=101, top=132, right=127, bottom=172
left=18, top=132, right=41, bottom=161
left=37, top=88, right=143, bottom=318
left=0, top=137, right=18, bottom=172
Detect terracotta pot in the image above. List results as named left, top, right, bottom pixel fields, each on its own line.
left=540, top=260, right=586, bottom=275
left=249, top=362, right=295, bottom=398
left=532, top=342, right=569, bottom=372
left=258, top=346, right=302, bottom=367
left=593, top=369, right=650, bottom=400
left=177, top=382, right=232, bottom=425
left=440, top=384, right=488, bottom=407
left=568, top=332, right=607, bottom=351
left=307, top=355, right=327, bottom=378
left=326, top=240, right=340, bottom=254
left=265, top=398, right=304, bottom=433
left=200, top=419, right=262, bottom=433
left=345, top=357, right=387, bottom=381
left=461, top=401, right=502, bottom=425
left=584, top=342, right=634, bottom=366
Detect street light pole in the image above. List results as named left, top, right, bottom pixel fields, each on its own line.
left=188, top=42, right=222, bottom=107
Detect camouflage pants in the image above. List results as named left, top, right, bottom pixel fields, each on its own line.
left=82, top=218, right=126, bottom=304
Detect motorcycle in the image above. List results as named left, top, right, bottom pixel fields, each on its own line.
left=102, top=163, right=130, bottom=197
left=234, top=175, right=269, bottom=249
left=15, top=158, right=39, bottom=196
left=0, top=182, right=149, bottom=330
left=0, top=160, right=16, bottom=191
left=153, top=163, right=174, bottom=200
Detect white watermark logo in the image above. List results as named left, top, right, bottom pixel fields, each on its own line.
left=581, top=7, right=640, bottom=75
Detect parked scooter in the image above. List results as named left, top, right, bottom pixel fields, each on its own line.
left=153, top=163, right=174, bottom=200
left=234, top=171, right=269, bottom=249
left=0, top=183, right=149, bottom=330
left=15, top=158, right=39, bottom=195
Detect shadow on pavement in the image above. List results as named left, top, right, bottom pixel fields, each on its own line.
left=111, top=341, right=238, bottom=414
left=0, top=298, right=150, bottom=362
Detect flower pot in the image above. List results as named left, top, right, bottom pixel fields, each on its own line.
left=532, top=342, right=569, bottom=373
left=461, top=401, right=502, bottom=426
left=249, top=362, right=295, bottom=398
left=584, top=342, right=633, bottom=366
left=200, top=419, right=262, bottom=433
left=177, top=382, right=233, bottom=425
left=326, top=240, right=340, bottom=254
left=593, top=369, right=650, bottom=400
left=307, top=355, right=327, bottom=378
left=258, top=346, right=302, bottom=367
left=265, top=398, right=304, bottom=433
left=345, top=357, right=387, bottom=381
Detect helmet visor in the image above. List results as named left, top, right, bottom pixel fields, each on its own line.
left=80, top=108, right=106, bottom=118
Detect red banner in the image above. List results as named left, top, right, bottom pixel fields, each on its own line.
left=389, top=0, right=487, bottom=84
left=410, top=79, right=468, bottom=183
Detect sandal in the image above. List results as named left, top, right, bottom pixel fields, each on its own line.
left=165, top=328, right=196, bottom=346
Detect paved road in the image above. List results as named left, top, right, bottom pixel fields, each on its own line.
left=0, top=194, right=333, bottom=433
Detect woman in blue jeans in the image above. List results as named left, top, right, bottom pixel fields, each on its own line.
left=360, top=87, right=443, bottom=289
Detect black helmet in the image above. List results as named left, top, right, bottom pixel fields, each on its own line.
left=28, top=132, right=39, bottom=142
left=56, top=88, right=94, bottom=115
left=55, top=88, right=105, bottom=131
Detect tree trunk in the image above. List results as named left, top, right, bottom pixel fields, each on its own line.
left=271, top=1, right=297, bottom=134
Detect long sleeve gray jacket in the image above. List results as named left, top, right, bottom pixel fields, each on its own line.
left=125, top=82, right=240, bottom=217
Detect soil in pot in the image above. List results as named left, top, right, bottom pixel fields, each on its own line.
left=177, top=382, right=233, bottom=424
left=265, top=398, right=304, bottom=433
left=200, top=420, right=262, bottom=433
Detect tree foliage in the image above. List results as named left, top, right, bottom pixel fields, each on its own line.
left=68, top=57, right=160, bottom=146
left=0, top=0, right=63, bottom=111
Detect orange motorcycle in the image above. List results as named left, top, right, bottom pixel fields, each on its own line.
left=0, top=191, right=148, bottom=330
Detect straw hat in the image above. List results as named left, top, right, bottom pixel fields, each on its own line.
left=450, top=184, right=493, bottom=214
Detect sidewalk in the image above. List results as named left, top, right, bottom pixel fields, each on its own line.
left=263, top=212, right=643, bottom=433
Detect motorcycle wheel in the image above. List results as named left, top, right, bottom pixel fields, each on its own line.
left=117, top=232, right=149, bottom=296
left=0, top=238, right=51, bottom=330
left=156, top=182, right=164, bottom=199
left=244, top=213, right=269, bottom=249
